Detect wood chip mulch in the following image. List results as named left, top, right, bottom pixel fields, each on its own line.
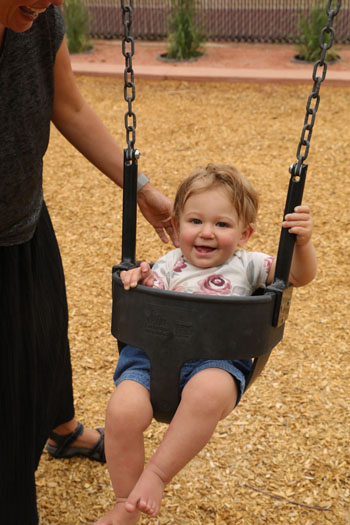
left=37, top=76, right=350, bottom=524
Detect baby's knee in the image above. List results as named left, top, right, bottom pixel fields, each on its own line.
left=182, top=382, right=217, bottom=415
left=106, top=386, right=152, bottom=433
left=184, top=369, right=237, bottom=416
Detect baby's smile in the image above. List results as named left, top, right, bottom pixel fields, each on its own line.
left=194, top=245, right=215, bottom=253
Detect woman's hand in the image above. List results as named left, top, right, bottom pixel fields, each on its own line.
left=137, top=183, right=179, bottom=246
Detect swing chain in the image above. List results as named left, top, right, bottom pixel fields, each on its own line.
left=295, top=0, right=341, bottom=175
left=121, top=0, right=136, bottom=161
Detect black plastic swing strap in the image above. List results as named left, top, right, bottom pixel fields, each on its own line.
left=273, top=163, right=307, bottom=288
left=121, top=151, right=138, bottom=266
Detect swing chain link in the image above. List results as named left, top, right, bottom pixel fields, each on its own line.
left=295, top=0, right=341, bottom=175
left=121, top=0, right=136, bottom=161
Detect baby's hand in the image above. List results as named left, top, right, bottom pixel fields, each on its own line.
left=120, top=262, right=154, bottom=290
left=282, top=205, right=313, bottom=246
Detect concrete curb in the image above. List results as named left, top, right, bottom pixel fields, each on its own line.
left=71, top=62, right=350, bottom=86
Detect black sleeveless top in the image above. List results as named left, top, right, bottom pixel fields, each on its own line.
left=0, top=6, right=64, bottom=245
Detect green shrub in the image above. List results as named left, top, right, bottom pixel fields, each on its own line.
left=63, top=0, right=93, bottom=54
left=296, top=1, right=338, bottom=62
left=166, top=0, right=205, bottom=60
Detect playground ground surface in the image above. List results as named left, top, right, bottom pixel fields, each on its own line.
left=37, top=42, right=350, bottom=524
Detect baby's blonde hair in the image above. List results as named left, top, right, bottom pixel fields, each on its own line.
left=173, top=164, right=259, bottom=227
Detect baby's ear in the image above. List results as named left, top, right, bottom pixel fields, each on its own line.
left=239, top=223, right=255, bottom=247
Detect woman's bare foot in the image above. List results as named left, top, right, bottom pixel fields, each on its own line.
left=125, top=466, right=166, bottom=517
left=94, top=499, right=140, bottom=525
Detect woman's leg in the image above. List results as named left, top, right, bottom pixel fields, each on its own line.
left=0, top=205, right=76, bottom=523
left=95, top=380, right=153, bottom=525
left=126, top=368, right=238, bottom=517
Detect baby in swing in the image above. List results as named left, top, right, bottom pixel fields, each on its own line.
left=95, top=163, right=316, bottom=525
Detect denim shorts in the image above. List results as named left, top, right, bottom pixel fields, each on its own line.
left=113, top=345, right=253, bottom=407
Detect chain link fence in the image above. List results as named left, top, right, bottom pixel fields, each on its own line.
left=82, top=0, right=350, bottom=43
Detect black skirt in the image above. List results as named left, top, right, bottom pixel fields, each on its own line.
left=0, top=202, right=74, bottom=524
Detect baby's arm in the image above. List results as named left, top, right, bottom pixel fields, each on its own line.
left=268, top=205, right=317, bottom=287
left=120, top=261, right=155, bottom=290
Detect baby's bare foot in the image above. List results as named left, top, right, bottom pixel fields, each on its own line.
left=94, top=499, right=140, bottom=525
left=125, top=467, right=166, bottom=517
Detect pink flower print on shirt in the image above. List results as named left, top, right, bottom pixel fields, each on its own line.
left=197, top=274, right=232, bottom=295
left=173, top=286, right=186, bottom=292
left=264, top=256, right=275, bottom=274
left=153, top=271, right=166, bottom=289
left=173, top=256, right=187, bottom=273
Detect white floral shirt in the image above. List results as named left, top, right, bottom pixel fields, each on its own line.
left=152, top=249, right=274, bottom=296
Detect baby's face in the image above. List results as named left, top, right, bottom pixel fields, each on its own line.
left=177, top=186, right=251, bottom=268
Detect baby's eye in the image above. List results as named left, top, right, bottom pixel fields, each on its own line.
left=217, top=221, right=229, bottom=228
left=190, top=218, right=202, bottom=224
